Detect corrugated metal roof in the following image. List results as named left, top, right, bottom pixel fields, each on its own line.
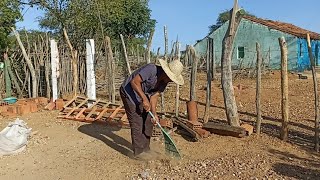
left=244, top=16, right=320, bottom=40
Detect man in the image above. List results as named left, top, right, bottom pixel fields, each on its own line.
left=120, top=59, right=184, bottom=159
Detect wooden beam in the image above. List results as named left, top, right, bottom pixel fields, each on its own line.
left=203, top=122, right=246, bottom=138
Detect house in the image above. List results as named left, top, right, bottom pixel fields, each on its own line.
left=194, top=16, right=320, bottom=71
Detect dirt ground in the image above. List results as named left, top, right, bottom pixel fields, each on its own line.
left=0, top=71, right=320, bottom=180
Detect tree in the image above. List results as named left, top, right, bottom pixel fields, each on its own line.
left=208, top=9, right=254, bottom=34
left=36, top=0, right=155, bottom=47
left=0, top=0, right=22, bottom=52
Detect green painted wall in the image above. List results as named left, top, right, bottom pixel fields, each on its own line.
left=194, top=19, right=298, bottom=70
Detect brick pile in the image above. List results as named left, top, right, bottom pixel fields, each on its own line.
left=0, top=97, right=49, bottom=118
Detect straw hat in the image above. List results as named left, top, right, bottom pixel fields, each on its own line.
left=159, top=59, right=184, bottom=85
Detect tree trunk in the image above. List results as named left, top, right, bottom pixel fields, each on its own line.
left=145, top=29, right=154, bottom=64
left=279, top=37, right=289, bottom=141
left=11, top=27, right=37, bottom=98
left=307, top=34, right=320, bottom=152
left=204, top=38, right=213, bottom=123
left=220, top=3, right=242, bottom=127
left=256, top=42, right=262, bottom=134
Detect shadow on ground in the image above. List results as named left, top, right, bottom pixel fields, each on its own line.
left=78, top=123, right=133, bottom=158
left=179, top=97, right=317, bottom=150
left=273, top=163, right=320, bottom=179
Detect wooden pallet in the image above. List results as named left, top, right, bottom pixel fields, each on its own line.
left=58, top=96, right=128, bottom=127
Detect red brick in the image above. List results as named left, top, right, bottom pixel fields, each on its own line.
left=241, top=124, right=254, bottom=136
left=159, top=119, right=173, bottom=128
left=195, top=129, right=210, bottom=138
left=29, top=98, right=39, bottom=104
left=29, top=103, right=38, bottom=113
left=17, top=104, right=30, bottom=115
left=1, top=112, right=16, bottom=118
left=186, top=121, right=203, bottom=130
left=45, top=102, right=55, bottom=110
left=7, top=105, right=17, bottom=114
left=38, top=97, right=49, bottom=105
left=0, top=106, right=8, bottom=113
left=55, top=99, right=65, bottom=110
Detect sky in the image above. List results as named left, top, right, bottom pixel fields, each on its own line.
left=16, top=0, right=320, bottom=52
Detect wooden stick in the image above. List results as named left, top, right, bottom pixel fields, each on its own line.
left=256, top=42, right=262, bottom=134
left=307, top=34, right=319, bottom=152
left=189, top=46, right=198, bottom=101
left=63, top=28, right=78, bottom=96
left=204, top=38, right=213, bottom=123
left=161, top=26, right=169, bottom=114
left=137, top=44, right=140, bottom=64
left=105, top=36, right=116, bottom=103
left=145, top=29, right=154, bottom=64
left=120, top=34, right=131, bottom=75
left=11, top=27, right=37, bottom=98
left=155, top=47, right=160, bottom=63
left=175, top=42, right=180, bottom=117
left=45, top=33, right=51, bottom=99
left=279, top=37, right=289, bottom=141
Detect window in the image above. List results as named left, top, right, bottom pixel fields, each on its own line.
left=237, top=46, right=245, bottom=59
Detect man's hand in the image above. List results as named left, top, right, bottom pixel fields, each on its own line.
left=150, top=112, right=159, bottom=124
left=142, top=99, right=151, bottom=112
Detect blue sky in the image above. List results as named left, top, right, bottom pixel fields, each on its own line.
left=17, top=0, right=320, bottom=52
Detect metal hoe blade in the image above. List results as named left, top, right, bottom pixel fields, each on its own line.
left=148, top=112, right=181, bottom=159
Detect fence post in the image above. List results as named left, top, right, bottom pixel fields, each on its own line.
left=50, top=39, right=59, bottom=101
left=86, top=39, right=96, bottom=102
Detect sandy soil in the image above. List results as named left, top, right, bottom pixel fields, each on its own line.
left=0, top=71, right=319, bottom=180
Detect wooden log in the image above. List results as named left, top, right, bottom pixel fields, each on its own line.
left=120, top=34, right=132, bottom=75
left=11, top=27, right=37, bottom=98
left=204, top=38, right=213, bottom=123
left=203, top=122, right=246, bottom=138
left=307, top=34, right=320, bottom=152
left=279, top=37, right=289, bottom=141
left=145, top=29, right=154, bottom=64
left=256, top=42, right=262, bottom=134
left=220, top=3, right=242, bottom=127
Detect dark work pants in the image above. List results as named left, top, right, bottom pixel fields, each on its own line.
left=120, top=87, right=153, bottom=156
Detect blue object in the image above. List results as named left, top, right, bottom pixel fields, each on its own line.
left=3, top=97, right=17, bottom=104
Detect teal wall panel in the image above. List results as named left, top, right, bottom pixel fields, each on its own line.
left=194, top=19, right=301, bottom=70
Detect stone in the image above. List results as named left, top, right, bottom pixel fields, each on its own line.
left=241, top=123, right=254, bottom=136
